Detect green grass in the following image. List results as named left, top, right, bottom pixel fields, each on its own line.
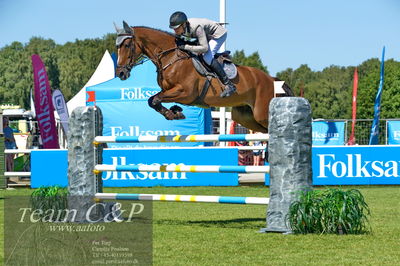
left=1, top=186, right=399, bottom=265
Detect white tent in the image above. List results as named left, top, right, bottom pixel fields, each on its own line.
left=66, top=50, right=115, bottom=114
left=54, top=50, right=115, bottom=147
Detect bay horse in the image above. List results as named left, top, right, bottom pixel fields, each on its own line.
left=115, top=21, right=293, bottom=133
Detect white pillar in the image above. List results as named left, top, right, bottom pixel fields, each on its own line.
left=219, top=0, right=227, bottom=143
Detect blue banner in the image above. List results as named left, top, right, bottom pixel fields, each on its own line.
left=312, top=145, right=400, bottom=185
left=312, top=121, right=345, bottom=145
left=32, top=145, right=400, bottom=188
left=31, top=148, right=238, bottom=188
left=369, top=46, right=385, bottom=145
left=387, top=121, right=400, bottom=144
left=102, top=148, right=238, bottom=187
left=31, top=150, right=68, bottom=188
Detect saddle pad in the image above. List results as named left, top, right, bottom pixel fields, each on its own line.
left=223, top=62, right=237, bottom=80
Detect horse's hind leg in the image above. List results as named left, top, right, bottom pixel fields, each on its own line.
left=252, top=101, right=269, bottom=132
left=231, top=106, right=267, bottom=133
left=252, top=81, right=274, bottom=131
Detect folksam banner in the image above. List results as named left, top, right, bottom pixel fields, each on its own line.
left=387, top=121, right=400, bottom=144
left=31, top=55, right=59, bottom=149
left=31, top=145, right=400, bottom=187
left=312, top=121, right=345, bottom=145
left=313, top=145, right=400, bottom=185
left=30, top=148, right=238, bottom=187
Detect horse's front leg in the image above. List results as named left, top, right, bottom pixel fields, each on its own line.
left=148, top=93, right=185, bottom=120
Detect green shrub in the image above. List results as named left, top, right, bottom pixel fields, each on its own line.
left=288, top=188, right=371, bottom=234
left=31, top=186, right=68, bottom=222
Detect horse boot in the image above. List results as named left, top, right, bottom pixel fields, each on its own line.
left=209, top=59, right=237, bottom=98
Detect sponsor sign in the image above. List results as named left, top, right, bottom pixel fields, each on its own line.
left=387, top=121, right=400, bottom=145
left=312, top=145, right=400, bottom=185
left=31, top=55, right=59, bottom=148
left=312, top=121, right=345, bottom=145
left=31, top=148, right=238, bottom=188
left=101, top=148, right=238, bottom=187
left=32, top=146, right=400, bottom=188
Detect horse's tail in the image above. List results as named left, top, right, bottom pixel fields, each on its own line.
left=273, top=77, right=295, bottom=96
left=282, top=82, right=295, bottom=96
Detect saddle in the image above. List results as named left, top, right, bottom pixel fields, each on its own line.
left=189, top=52, right=238, bottom=107
left=192, top=51, right=238, bottom=80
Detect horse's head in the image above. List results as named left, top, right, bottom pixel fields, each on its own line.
left=115, top=21, right=141, bottom=80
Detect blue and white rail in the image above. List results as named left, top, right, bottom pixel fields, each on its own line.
left=94, top=164, right=270, bottom=174
left=95, top=193, right=269, bottom=205
left=93, top=133, right=269, bottom=144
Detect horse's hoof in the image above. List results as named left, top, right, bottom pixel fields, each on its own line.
left=162, top=110, right=175, bottom=120
left=175, top=112, right=185, bottom=120
left=170, top=105, right=183, bottom=113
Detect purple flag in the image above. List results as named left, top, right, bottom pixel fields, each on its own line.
left=32, top=54, right=59, bottom=149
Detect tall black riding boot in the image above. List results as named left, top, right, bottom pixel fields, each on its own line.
left=209, top=59, right=237, bottom=98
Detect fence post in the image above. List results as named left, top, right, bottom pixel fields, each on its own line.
left=0, top=135, right=5, bottom=189
left=67, top=106, right=104, bottom=222
left=0, top=109, right=5, bottom=189
left=261, top=97, right=313, bottom=233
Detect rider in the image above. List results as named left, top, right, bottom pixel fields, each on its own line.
left=169, top=11, right=237, bottom=98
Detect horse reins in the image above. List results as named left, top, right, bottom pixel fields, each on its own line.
left=156, top=47, right=191, bottom=71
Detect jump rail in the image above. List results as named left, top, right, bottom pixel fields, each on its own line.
left=4, top=149, right=32, bottom=154
left=95, top=193, right=269, bottom=205
left=4, top=172, right=31, bottom=177
left=94, top=164, right=270, bottom=174
left=93, top=133, right=269, bottom=144
left=4, top=150, right=32, bottom=178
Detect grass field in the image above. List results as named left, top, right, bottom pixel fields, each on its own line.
left=1, top=185, right=399, bottom=265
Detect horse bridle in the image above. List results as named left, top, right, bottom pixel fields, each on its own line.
left=117, top=33, right=190, bottom=75
left=116, top=34, right=139, bottom=73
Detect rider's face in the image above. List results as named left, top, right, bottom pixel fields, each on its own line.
left=174, top=24, right=184, bottom=35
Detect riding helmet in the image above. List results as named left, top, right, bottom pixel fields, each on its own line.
left=169, top=11, right=187, bottom=29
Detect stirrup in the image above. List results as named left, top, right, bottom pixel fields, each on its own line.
left=220, top=83, right=236, bottom=98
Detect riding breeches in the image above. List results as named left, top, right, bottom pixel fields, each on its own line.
left=203, top=32, right=227, bottom=65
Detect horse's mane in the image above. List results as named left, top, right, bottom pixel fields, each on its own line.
left=133, top=26, right=175, bottom=39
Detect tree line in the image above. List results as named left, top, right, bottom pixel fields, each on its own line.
left=1, top=35, right=399, bottom=120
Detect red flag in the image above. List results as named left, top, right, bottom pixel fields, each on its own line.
left=299, top=82, right=304, bottom=97
left=227, top=121, right=236, bottom=146
left=347, top=67, right=358, bottom=145
left=87, top=91, right=96, bottom=102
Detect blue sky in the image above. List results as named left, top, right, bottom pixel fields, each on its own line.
left=0, top=0, right=399, bottom=75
